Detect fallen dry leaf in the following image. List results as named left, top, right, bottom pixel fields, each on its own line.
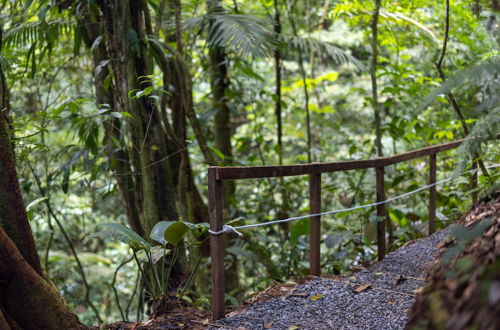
left=354, top=284, right=372, bottom=293
left=264, top=322, right=274, bottom=328
left=227, top=309, right=246, bottom=318
left=309, top=293, right=324, bottom=301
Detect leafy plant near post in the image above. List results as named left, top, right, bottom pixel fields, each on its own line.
left=90, top=221, right=209, bottom=309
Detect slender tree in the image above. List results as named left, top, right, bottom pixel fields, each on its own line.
left=371, top=0, right=383, bottom=158
left=370, top=0, right=393, bottom=244
left=274, top=0, right=283, bottom=165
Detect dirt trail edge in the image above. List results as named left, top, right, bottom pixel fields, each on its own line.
left=214, top=230, right=450, bottom=330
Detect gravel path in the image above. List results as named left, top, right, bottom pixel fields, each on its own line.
left=214, top=229, right=449, bottom=330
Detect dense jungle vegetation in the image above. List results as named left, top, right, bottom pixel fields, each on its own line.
left=0, top=0, right=498, bottom=327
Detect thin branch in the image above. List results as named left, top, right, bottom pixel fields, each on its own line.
left=24, top=159, right=103, bottom=324
left=149, top=38, right=218, bottom=165
left=288, top=2, right=312, bottom=163
left=111, top=256, right=134, bottom=321
left=434, top=0, right=490, bottom=180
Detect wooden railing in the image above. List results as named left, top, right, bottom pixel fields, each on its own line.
left=208, top=138, right=480, bottom=319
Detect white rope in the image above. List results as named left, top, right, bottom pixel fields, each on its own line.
left=209, top=224, right=244, bottom=237
left=208, top=163, right=500, bottom=236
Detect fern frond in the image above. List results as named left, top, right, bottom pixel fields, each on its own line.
left=283, top=35, right=365, bottom=71
left=185, top=14, right=277, bottom=58
left=424, top=58, right=500, bottom=175
left=455, top=106, right=500, bottom=175
left=423, top=58, right=500, bottom=108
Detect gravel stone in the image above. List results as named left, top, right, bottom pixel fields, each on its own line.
left=213, top=229, right=449, bottom=330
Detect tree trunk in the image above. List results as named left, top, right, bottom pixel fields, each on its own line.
left=370, top=0, right=393, bottom=245
left=0, top=228, right=83, bottom=329
left=82, top=11, right=144, bottom=237
left=288, top=3, right=312, bottom=163
left=98, top=0, right=179, bottom=236
left=0, top=59, right=81, bottom=329
left=274, top=0, right=283, bottom=165
left=0, top=63, right=43, bottom=276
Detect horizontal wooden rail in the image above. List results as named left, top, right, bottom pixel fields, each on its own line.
left=214, top=139, right=463, bottom=180
left=209, top=137, right=496, bottom=320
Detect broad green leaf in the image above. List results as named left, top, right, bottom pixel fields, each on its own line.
left=150, top=221, right=174, bottom=245
left=90, top=223, right=149, bottom=250
left=150, top=221, right=189, bottom=246
left=151, top=221, right=210, bottom=246
left=290, top=218, right=309, bottom=246
left=135, top=246, right=170, bottom=264
left=164, top=222, right=191, bottom=246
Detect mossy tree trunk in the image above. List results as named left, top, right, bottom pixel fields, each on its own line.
left=81, top=9, right=144, bottom=237
left=98, top=0, right=179, bottom=236
left=0, top=52, right=82, bottom=329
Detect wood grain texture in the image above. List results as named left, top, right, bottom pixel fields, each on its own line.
left=428, top=154, right=437, bottom=235
left=208, top=167, right=225, bottom=320
left=376, top=167, right=386, bottom=261
left=309, top=172, right=321, bottom=276
left=215, top=139, right=464, bottom=180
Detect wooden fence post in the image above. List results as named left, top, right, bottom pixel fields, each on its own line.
left=428, top=154, right=436, bottom=235
left=375, top=167, right=386, bottom=260
left=309, top=172, right=321, bottom=276
left=209, top=167, right=225, bottom=320
left=471, top=161, right=478, bottom=205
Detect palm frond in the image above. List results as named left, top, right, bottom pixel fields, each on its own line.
left=185, top=14, right=278, bottom=58
left=283, top=35, right=365, bottom=71
left=3, top=19, right=74, bottom=49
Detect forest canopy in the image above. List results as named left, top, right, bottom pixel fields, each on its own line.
left=0, top=0, right=498, bottom=327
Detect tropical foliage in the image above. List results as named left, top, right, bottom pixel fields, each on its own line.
left=0, top=0, right=498, bottom=326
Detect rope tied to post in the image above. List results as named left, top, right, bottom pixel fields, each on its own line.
left=209, top=224, right=244, bottom=237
